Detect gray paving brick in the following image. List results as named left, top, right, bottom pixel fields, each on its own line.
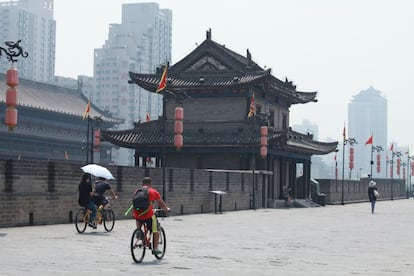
left=0, top=199, right=412, bottom=275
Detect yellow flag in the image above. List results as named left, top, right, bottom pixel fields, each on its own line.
left=247, top=93, right=255, bottom=117
left=156, top=64, right=168, bottom=93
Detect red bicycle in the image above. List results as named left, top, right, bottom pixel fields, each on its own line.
left=130, top=209, right=167, bottom=263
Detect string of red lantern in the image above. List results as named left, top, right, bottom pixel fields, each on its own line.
left=5, top=67, right=18, bottom=131
left=174, top=107, right=184, bottom=150
left=349, top=147, right=354, bottom=170
left=260, top=126, right=268, bottom=158
left=396, top=158, right=401, bottom=175
left=376, top=153, right=381, bottom=173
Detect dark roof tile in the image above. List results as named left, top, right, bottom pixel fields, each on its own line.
left=0, top=73, right=122, bottom=123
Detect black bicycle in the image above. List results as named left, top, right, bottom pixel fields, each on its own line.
left=75, top=197, right=116, bottom=233
left=130, top=209, right=167, bottom=263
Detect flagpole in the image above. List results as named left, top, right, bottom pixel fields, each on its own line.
left=158, top=62, right=169, bottom=202
left=162, top=93, right=166, bottom=202
left=90, top=117, right=94, bottom=164
left=341, top=135, right=346, bottom=205
left=86, top=116, right=90, bottom=163
left=391, top=150, right=394, bottom=200
left=247, top=90, right=256, bottom=209
left=370, top=144, right=373, bottom=179
left=407, top=153, right=410, bottom=199
left=341, top=128, right=357, bottom=205
left=385, top=155, right=388, bottom=179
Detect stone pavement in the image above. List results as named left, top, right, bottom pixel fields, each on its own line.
left=0, top=199, right=413, bottom=275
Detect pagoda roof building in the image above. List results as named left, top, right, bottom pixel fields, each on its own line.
left=102, top=29, right=337, bottom=202
left=0, top=73, right=122, bottom=162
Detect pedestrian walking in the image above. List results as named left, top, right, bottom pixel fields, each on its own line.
left=368, top=180, right=379, bottom=214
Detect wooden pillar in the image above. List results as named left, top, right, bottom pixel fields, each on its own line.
left=269, top=157, right=274, bottom=199
left=304, top=159, right=311, bottom=199
left=197, top=154, right=202, bottom=169
left=280, top=159, right=286, bottom=199
left=290, top=160, right=296, bottom=198
left=134, top=149, right=139, bottom=167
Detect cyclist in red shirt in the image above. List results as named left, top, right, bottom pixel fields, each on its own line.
left=133, top=177, right=170, bottom=255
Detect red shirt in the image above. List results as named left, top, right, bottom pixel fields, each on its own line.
left=132, top=186, right=161, bottom=220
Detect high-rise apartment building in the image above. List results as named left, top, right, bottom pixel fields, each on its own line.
left=0, top=0, right=55, bottom=82
left=92, top=3, right=172, bottom=165
left=348, top=86, right=387, bottom=179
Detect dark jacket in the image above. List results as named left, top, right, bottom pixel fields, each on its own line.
left=368, top=186, right=378, bottom=202
left=78, top=174, right=92, bottom=206
left=91, top=181, right=111, bottom=205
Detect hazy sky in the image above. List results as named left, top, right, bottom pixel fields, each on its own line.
left=54, top=0, right=414, bottom=151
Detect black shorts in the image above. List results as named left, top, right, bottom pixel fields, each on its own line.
left=137, top=215, right=159, bottom=233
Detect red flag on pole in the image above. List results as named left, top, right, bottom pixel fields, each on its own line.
left=365, top=135, right=373, bottom=145
left=247, top=93, right=255, bottom=117
left=82, top=101, right=90, bottom=120
left=390, top=143, right=394, bottom=152
left=156, top=63, right=168, bottom=93
left=146, top=113, right=151, bottom=122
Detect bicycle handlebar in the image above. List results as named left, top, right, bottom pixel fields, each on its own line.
left=155, top=209, right=169, bottom=218
left=105, top=196, right=118, bottom=201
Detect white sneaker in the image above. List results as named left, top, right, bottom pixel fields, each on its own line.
left=88, top=222, right=97, bottom=229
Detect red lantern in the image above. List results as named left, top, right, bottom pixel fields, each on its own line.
left=174, top=121, right=183, bottom=134
left=260, top=126, right=268, bottom=158
left=93, top=129, right=101, bottom=152
left=6, top=67, right=19, bottom=87
left=260, top=137, right=268, bottom=146
left=260, top=126, right=268, bottom=136
left=174, top=134, right=183, bottom=149
left=175, top=107, right=184, bottom=121
left=5, top=107, right=17, bottom=131
left=6, top=87, right=18, bottom=107
left=260, top=146, right=267, bottom=158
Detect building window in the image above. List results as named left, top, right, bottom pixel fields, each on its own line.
left=282, top=113, right=287, bottom=129
left=269, top=109, right=274, bottom=127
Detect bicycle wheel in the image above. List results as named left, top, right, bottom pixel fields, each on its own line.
left=103, top=209, right=115, bottom=232
left=131, top=228, right=146, bottom=263
left=75, top=208, right=87, bottom=233
left=154, top=226, right=166, bottom=260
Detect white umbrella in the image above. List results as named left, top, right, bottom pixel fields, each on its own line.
left=81, top=164, right=115, bottom=180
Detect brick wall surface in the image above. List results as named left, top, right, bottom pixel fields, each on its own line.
left=317, top=178, right=406, bottom=203
left=2, top=160, right=399, bottom=227
left=0, top=160, right=259, bottom=227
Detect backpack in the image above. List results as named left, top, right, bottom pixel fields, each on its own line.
left=132, top=187, right=150, bottom=211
